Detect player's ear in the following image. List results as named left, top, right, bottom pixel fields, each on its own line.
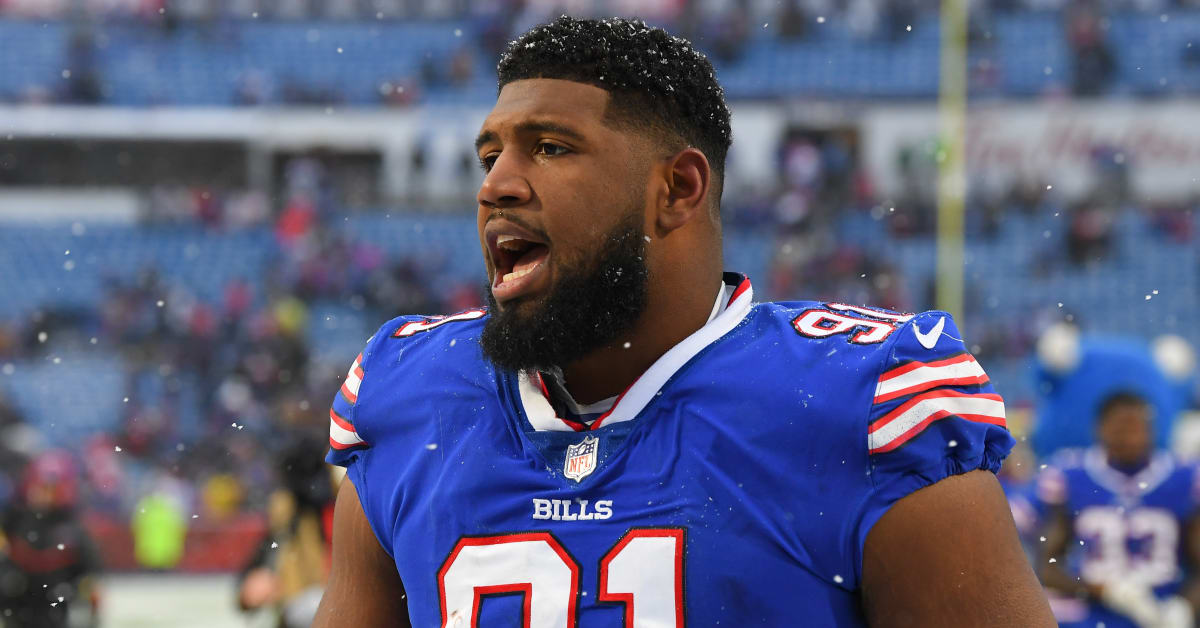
left=655, top=147, right=711, bottom=234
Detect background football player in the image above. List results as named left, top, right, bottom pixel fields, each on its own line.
left=1037, top=391, right=1200, bottom=628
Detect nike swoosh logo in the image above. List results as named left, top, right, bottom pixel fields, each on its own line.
left=912, top=316, right=946, bottom=350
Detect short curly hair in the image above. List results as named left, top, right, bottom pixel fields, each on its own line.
left=497, top=16, right=733, bottom=204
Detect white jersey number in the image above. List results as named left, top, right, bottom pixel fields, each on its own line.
left=438, top=529, right=685, bottom=627
left=791, top=308, right=904, bottom=345
left=1075, top=506, right=1180, bottom=586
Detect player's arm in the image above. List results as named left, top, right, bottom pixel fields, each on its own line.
left=312, top=478, right=410, bottom=628
left=861, top=469, right=1056, bottom=627
left=1035, top=503, right=1098, bottom=598
left=1182, top=511, right=1200, bottom=614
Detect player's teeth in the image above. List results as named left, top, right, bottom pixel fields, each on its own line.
left=501, top=265, right=538, bottom=283
left=497, top=235, right=524, bottom=250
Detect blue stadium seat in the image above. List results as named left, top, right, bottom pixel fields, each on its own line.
left=1, top=354, right=126, bottom=442
left=4, top=12, right=1196, bottom=105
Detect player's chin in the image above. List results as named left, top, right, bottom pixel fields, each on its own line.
left=491, top=290, right=546, bottom=319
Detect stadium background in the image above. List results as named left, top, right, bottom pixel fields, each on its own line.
left=0, top=0, right=1197, bottom=625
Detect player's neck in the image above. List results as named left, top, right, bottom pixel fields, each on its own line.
left=1107, top=455, right=1150, bottom=476
left=559, top=275, right=723, bottom=405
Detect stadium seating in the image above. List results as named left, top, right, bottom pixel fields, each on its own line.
left=0, top=224, right=273, bottom=319
left=2, top=12, right=1198, bottom=105
left=1, top=207, right=1194, bottom=443
left=2, top=354, right=126, bottom=442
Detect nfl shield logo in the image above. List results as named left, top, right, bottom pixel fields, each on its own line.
left=564, top=435, right=599, bottom=482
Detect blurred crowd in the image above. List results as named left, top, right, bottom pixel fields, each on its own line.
left=0, top=155, right=483, bottom=623
left=6, top=0, right=1200, bottom=22
left=0, top=118, right=1194, bottom=545
left=4, top=0, right=1199, bottom=107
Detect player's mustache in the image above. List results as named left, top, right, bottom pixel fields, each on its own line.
left=485, top=211, right=551, bottom=245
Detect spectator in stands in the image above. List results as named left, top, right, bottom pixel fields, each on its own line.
left=380, top=78, right=420, bottom=106
left=1065, top=199, right=1115, bottom=266
left=1089, top=144, right=1131, bottom=205
left=130, top=490, right=187, bottom=570
left=275, top=194, right=318, bottom=248
left=706, top=0, right=751, bottom=62
left=778, top=0, right=812, bottom=39
left=63, top=31, right=103, bottom=105
left=0, top=398, right=36, bottom=513
left=880, top=0, right=920, bottom=41
left=224, top=190, right=271, bottom=228
left=1066, top=5, right=1116, bottom=97
left=234, top=71, right=270, bottom=106
left=1150, top=201, right=1195, bottom=244
left=0, top=451, right=101, bottom=628
left=448, top=46, right=475, bottom=87
left=889, top=144, right=937, bottom=237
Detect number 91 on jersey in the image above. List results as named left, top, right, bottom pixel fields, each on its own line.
left=438, top=528, right=686, bottom=627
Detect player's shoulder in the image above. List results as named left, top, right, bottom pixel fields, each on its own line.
left=738, top=302, right=991, bottom=411
left=1042, top=447, right=1089, bottom=474
left=327, top=307, right=493, bottom=457
left=751, top=299, right=969, bottom=360
left=355, top=306, right=493, bottom=405
left=1163, top=453, right=1200, bottom=489
left=1183, top=459, right=1200, bottom=504
left=1034, top=447, right=1092, bottom=498
left=753, top=299, right=911, bottom=339
left=359, top=307, right=489, bottom=370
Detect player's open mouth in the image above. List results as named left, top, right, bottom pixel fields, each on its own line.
left=490, top=233, right=550, bottom=302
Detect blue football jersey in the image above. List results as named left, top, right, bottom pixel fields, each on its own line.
left=1036, top=447, right=1200, bottom=628
left=326, top=273, right=1014, bottom=626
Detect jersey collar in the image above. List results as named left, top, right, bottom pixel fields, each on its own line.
left=1083, top=446, right=1175, bottom=500
left=517, top=273, right=753, bottom=432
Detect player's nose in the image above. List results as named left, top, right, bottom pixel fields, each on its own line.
left=477, top=152, right=532, bottom=210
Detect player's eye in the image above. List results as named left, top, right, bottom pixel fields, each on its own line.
left=479, top=153, right=498, bottom=173
left=534, top=142, right=570, bottom=158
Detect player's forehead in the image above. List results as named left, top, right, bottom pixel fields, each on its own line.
left=1103, top=403, right=1150, bottom=426
left=477, top=79, right=613, bottom=145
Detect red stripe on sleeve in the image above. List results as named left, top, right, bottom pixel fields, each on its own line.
left=329, top=409, right=357, bottom=433
left=877, top=353, right=974, bottom=383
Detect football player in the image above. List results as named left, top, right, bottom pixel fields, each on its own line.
left=314, top=16, right=1054, bottom=627
left=1037, top=391, right=1199, bottom=628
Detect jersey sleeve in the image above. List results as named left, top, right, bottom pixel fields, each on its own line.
left=325, top=350, right=368, bottom=465
left=1033, top=464, right=1069, bottom=509
left=326, top=327, right=389, bottom=469
left=854, top=311, right=1016, bottom=566
left=1193, top=464, right=1200, bottom=503
left=322, top=318, right=424, bottom=560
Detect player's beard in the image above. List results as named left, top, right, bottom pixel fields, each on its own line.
left=480, top=210, right=649, bottom=374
